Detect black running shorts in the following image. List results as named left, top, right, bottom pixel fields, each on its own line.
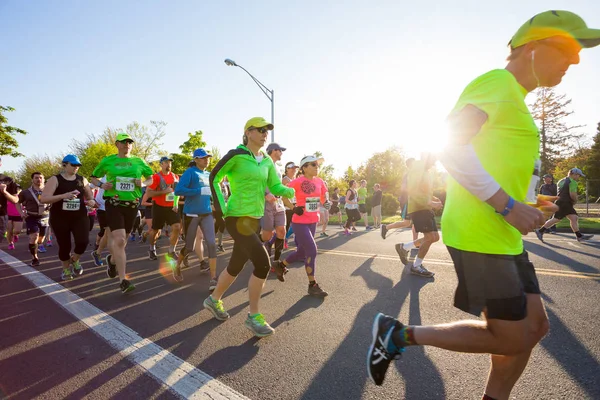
left=447, top=247, right=541, bottom=321
left=151, top=204, right=180, bottom=230
left=410, top=209, right=437, bottom=233
left=552, top=201, right=577, bottom=220
left=105, top=203, right=138, bottom=234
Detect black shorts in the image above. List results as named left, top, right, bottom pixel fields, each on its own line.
left=8, top=215, right=22, bottom=222
left=359, top=204, right=367, bottom=214
left=151, top=204, right=180, bottom=230
left=447, top=247, right=541, bottom=321
left=330, top=205, right=340, bottom=214
left=144, top=207, right=153, bottom=219
left=97, top=209, right=107, bottom=229
left=105, top=203, right=138, bottom=234
left=25, top=216, right=48, bottom=236
left=410, top=209, right=437, bottom=233
left=553, top=201, right=577, bottom=220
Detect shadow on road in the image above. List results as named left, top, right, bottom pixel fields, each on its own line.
left=524, top=241, right=599, bottom=275
left=299, top=256, right=445, bottom=399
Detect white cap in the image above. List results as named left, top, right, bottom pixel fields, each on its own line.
left=300, top=155, right=324, bottom=167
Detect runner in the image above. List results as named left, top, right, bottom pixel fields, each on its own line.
left=358, top=180, right=372, bottom=230
left=381, top=158, right=417, bottom=240
left=0, top=158, right=19, bottom=245
left=343, top=180, right=361, bottom=235
left=6, top=185, right=23, bottom=250
left=273, top=155, right=330, bottom=297
left=329, top=187, right=343, bottom=228
left=140, top=187, right=154, bottom=243
left=90, top=132, right=154, bottom=293
left=282, top=162, right=299, bottom=247
left=261, top=142, right=289, bottom=262
left=205, top=117, right=295, bottom=337
left=146, top=156, right=181, bottom=261
left=173, top=148, right=218, bottom=289
left=41, top=155, right=96, bottom=280
left=393, top=153, right=442, bottom=278
left=91, top=176, right=108, bottom=267
left=539, top=173, right=557, bottom=233
left=536, top=168, right=594, bottom=242
left=367, top=11, right=599, bottom=400
left=318, top=198, right=330, bottom=237
left=17, top=172, right=50, bottom=266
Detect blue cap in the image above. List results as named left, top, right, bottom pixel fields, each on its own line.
left=569, top=168, right=585, bottom=177
left=159, top=156, right=174, bottom=163
left=62, top=154, right=82, bottom=166
left=193, top=148, right=212, bottom=159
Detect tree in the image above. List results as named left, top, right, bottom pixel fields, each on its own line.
left=77, top=141, right=116, bottom=178
left=583, top=122, right=600, bottom=198
left=16, top=154, right=62, bottom=188
left=179, top=130, right=207, bottom=155
left=96, top=121, right=167, bottom=162
left=355, top=147, right=408, bottom=198
left=0, top=106, right=27, bottom=157
left=530, top=88, right=584, bottom=174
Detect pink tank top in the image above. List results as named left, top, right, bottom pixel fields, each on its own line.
left=7, top=201, right=20, bottom=217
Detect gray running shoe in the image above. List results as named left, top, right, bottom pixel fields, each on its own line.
left=381, top=225, right=388, bottom=240
left=61, top=269, right=74, bottom=281
left=199, top=259, right=210, bottom=272
left=577, top=234, right=594, bottom=242
left=203, top=296, right=230, bottom=320
left=245, top=313, right=275, bottom=337
left=105, top=254, right=117, bottom=279
left=410, top=264, right=435, bottom=278
left=308, top=283, right=328, bottom=297
left=172, top=262, right=183, bottom=282
left=395, top=244, right=409, bottom=265
left=209, top=278, right=218, bottom=292
left=272, top=260, right=288, bottom=282
left=120, top=279, right=136, bottom=293
left=148, top=249, right=158, bottom=260
left=71, top=259, right=83, bottom=276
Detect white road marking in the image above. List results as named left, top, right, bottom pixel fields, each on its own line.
left=0, top=250, right=249, bottom=400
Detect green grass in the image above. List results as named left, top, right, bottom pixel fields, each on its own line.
left=328, top=214, right=600, bottom=231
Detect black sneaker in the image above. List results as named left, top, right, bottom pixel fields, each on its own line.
left=148, top=249, right=158, bottom=260
left=410, top=264, right=435, bottom=278
left=381, top=225, right=388, bottom=240
left=577, top=234, right=594, bottom=242
left=120, top=279, right=136, bottom=294
left=31, top=258, right=40, bottom=267
left=199, top=259, right=210, bottom=273
left=172, top=262, right=183, bottom=282
left=367, top=313, right=405, bottom=386
left=217, top=244, right=225, bottom=253
left=272, top=260, right=288, bottom=282
left=308, top=283, right=328, bottom=297
left=106, top=254, right=117, bottom=278
left=535, top=229, right=544, bottom=243
left=394, top=244, right=409, bottom=265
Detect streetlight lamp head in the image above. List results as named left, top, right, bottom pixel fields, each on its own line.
left=224, top=58, right=237, bottom=66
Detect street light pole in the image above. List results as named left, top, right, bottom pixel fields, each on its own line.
left=224, top=58, right=275, bottom=143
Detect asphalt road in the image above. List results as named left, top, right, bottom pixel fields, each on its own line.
left=1, top=226, right=599, bottom=399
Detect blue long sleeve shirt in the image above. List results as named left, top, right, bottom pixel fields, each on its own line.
left=174, top=167, right=212, bottom=215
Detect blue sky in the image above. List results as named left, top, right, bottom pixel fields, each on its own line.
left=2, top=1, right=599, bottom=176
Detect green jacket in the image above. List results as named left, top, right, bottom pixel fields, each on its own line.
left=210, top=145, right=294, bottom=218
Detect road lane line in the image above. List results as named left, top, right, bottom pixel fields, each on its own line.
left=317, top=249, right=600, bottom=278
left=0, top=250, right=249, bottom=400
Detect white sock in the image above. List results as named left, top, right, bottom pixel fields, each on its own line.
left=402, top=241, right=416, bottom=250
left=169, top=245, right=175, bottom=252
left=414, top=257, right=424, bottom=267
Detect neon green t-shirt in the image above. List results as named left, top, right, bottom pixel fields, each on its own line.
left=91, top=154, right=154, bottom=201
left=407, top=160, right=432, bottom=214
left=357, top=187, right=367, bottom=205
left=441, top=69, right=540, bottom=255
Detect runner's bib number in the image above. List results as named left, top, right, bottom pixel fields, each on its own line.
left=62, top=199, right=81, bottom=211
left=201, top=187, right=212, bottom=196
left=116, top=177, right=135, bottom=192
left=165, top=192, right=175, bottom=202
left=305, top=197, right=320, bottom=213
left=275, top=198, right=285, bottom=212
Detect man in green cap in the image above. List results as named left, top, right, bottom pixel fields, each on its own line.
left=366, top=10, right=599, bottom=399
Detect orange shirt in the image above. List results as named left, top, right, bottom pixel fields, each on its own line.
left=148, top=172, right=179, bottom=207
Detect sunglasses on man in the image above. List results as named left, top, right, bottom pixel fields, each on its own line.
left=250, top=127, right=269, bottom=134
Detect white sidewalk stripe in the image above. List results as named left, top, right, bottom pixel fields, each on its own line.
left=0, top=250, right=250, bottom=400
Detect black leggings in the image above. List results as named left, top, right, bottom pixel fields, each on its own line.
left=285, top=209, right=294, bottom=233
left=50, top=216, right=90, bottom=261
left=225, top=216, right=270, bottom=279
left=345, top=208, right=361, bottom=229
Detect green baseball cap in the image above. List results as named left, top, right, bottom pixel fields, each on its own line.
left=116, top=132, right=134, bottom=142
left=244, top=117, right=274, bottom=132
left=510, top=10, right=600, bottom=49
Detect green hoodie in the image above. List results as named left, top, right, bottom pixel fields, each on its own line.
left=210, top=145, right=294, bottom=218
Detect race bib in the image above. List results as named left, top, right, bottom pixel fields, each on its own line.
left=275, top=198, right=285, bottom=212
left=305, top=197, right=320, bottom=213
left=62, top=199, right=81, bottom=211
left=526, top=159, right=542, bottom=203
left=116, top=177, right=135, bottom=192
left=201, top=186, right=212, bottom=196
left=40, top=217, right=49, bottom=227
left=165, top=193, right=175, bottom=202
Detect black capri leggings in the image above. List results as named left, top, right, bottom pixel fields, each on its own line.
left=225, top=216, right=270, bottom=279
left=345, top=208, right=361, bottom=229
left=50, top=216, right=90, bottom=262
left=285, top=209, right=294, bottom=233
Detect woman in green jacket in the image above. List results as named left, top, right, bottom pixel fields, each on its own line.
left=205, top=117, right=294, bottom=337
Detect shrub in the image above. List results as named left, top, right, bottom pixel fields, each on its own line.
left=381, top=193, right=400, bottom=216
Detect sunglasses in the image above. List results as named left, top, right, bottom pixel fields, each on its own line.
left=305, top=162, right=319, bottom=168
left=250, top=127, right=269, bottom=134
left=66, top=163, right=82, bottom=167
